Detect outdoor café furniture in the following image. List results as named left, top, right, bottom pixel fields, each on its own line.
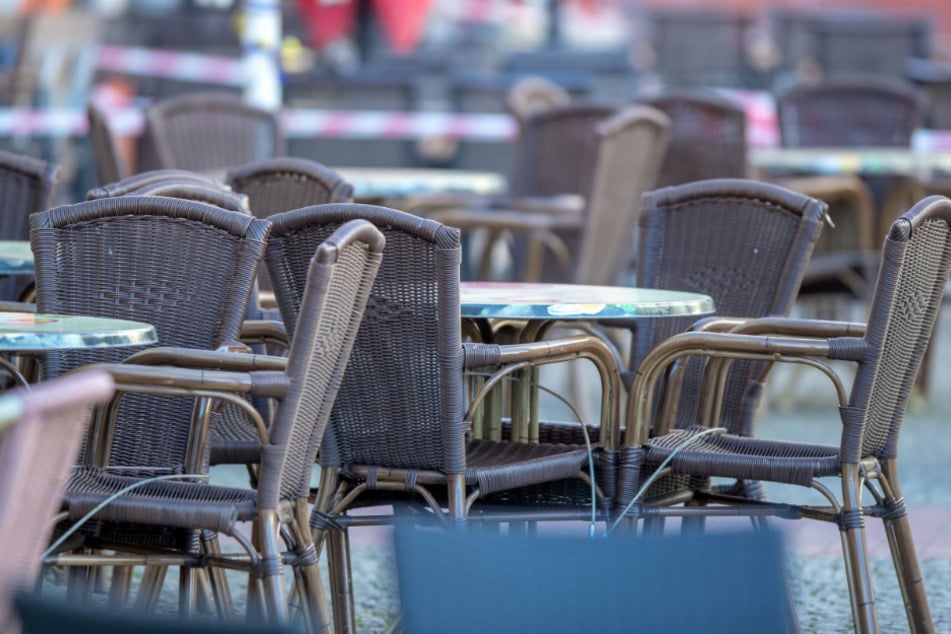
left=48, top=220, right=383, bottom=631
left=0, top=370, right=115, bottom=634
left=619, top=195, right=951, bottom=633
left=86, top=168, right=221, bottom=200
left=143, top=91, right=285, bottom=173
left=640, top=90, right=749, bottom=187
left=430, top=104, right=671, bottom=285
left=0, top=241, right=34, bottom=276
left=30, top=195, right=267, bottom=607
left=339, top=166, right=507, bottom=204
left=0, top=150, right=58, bottom=302
left=129, top=181, right=250, bottom=213
left=258, top=202, right=622, bottom=634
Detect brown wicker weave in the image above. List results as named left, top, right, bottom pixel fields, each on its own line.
left=0, top=370, right=114, bottom=634
left=86, top=102, right=130, bottom=186
left=129, top=181, right=249, bottom=213
left=52, top=220, right=384, bottom=630
left=641, top=90, right=749, bottom=188
left=143, top=92, right=284, bottom=173
left=622, top=195, right=951, bottom=634
left=226, top=157, right=353, bottom=218
left=86, top=169, right=221, bottom=200
left=263, top=203, right=621, bottom=634
left=0, top=149, right=58, bottom=301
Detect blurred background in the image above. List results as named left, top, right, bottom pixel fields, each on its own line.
left=3, top=0, right=951, bottom=198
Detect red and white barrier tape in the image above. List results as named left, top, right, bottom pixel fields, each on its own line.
left=97, top=45, right=246, bottom=87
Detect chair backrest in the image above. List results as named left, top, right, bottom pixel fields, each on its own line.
left=130, top=181, right=250, bottom=213
left=505, top=75, right=572, bottom=122
left=847, top=196, right=951, bottom=463
left=776, top=76, right=926, bottom=148
left=144, top=92, right=284, bottom=173
left=226, top=157, right=354, bottom=219
left=635, top=179, right=828, bottom=434
left=265, top=203, right=465, bottom=474
left=86, top=103, right=131, bottom=187
left=0, top=370, right=115, bottom=634
left=0, top=149, right=58, bottom=242
left=86, top=169, right=221, bottom=200
left=31, top=196, right=269, bottom=472
left=513, top=102, right=617, bottom=199
left=573, top=105, right=671, bottom=286
left=810, top=12, right=931, bottom=79
left=260, top=219, right=384, bottom=502
left=647, top=10, right=753, bottom=88
left=641, top=90, right=748, bottom=188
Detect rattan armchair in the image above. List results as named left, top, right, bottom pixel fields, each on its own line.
left=620, top=195, right=951, bottom=633
left=262, top=203, right=622, bottom=634
left=0, top=370, right=115, bottom=634
left=48, top=220, right=384, bottom=632
left=143, top=92, right=284, bottom=174
left=30, top=196, right=268, bottom=609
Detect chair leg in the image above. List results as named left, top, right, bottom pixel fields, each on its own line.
left=328, top=525, right=356, bottom=634
left=108, top=566, right=133, bottom=608
left=257, top=511, right=289, bottom=624
left=839, top=465, right=878, bottom=634
left=879, top=461, right=933, bottom=633
left=200, top=532, right=235, bottom=620
left=132, top=565, right=167, bottom=612
left=290, top=502, right=332, bottom=634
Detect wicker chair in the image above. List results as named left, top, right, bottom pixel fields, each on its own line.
left=262, top=203, right=622, bottom=634
left=0, top=370, right=115, bottom=634
left=640, top=90, right=749, bottom=188
left=431, top=104, right=671, bottom=286
left=0, top=149, right=59, bottom=302
left=86, top=169, right=222, bottom=201
left=621, top=195, right=951, bottom=634
left=143, top=92, right=284, bottom=174
left=86, top=103, right=130, bottom=187
left=504, top=75, right=572, bottom=123
left=49, top=220, right=384, bottom=631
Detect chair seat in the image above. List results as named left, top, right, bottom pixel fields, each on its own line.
left=464, top=439, right=592, bottom=495
left=65, top=467, right=259, bottom=536
left=644, top=427, right=842, bottom=488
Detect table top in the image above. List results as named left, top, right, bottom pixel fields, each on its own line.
left=749, top=146, right=951, bottom=176
left=0, top=241, right=34, bottom=275
left=460, top=282, right=715, bottom=320
left=335, top=167, right=508, bottom=199
left=0, top=312, right=157, bottom=351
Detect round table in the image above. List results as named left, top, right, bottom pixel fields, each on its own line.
left=0, top=241, right=34, bottom=276
left=0, top=312, right=156, bottom=351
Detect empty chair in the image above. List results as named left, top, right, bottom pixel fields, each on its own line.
left=128, top=181, right=249, bottom=213
left=622, top=195, right=951, bottom=633
left=86, top=102, right=131, bottom=187
left=226, top=157, right=353, bottom=219
left=640, top=90, right=748, bottom=188
left=0, top=371, right=115, bottom=634
left=143, top=92, right=284, bottom=174
left=49, top=219, right=384, bottom=630
left=810, top=12, right=931, bottom=79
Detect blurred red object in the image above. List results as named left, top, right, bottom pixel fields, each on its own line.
left=297, top=0, right=434, bottom=53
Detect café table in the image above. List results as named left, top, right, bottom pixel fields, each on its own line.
left=459, top=282, right=715, bottom=442
left=0, top=241, right=34, bottom=276
left=749, top=146, right=951, bottom=177
left=0, top=311, right=157, bottom=386
left=335, top=166, right=508, bottom=203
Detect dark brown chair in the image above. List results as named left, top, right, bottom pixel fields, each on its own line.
left=0, top=149, right=59, bottom=302
left=226, top=157, right=353, bottom=218
left=129, top=181, right=249, bottom=213
left=86, top=102, right=130, bottom=187
left=262, top=203, right=622, bottom=634
left=0, top=370, right=115, bottom=634
left=143, top=92, right=284, bottom=174
left=640, top=90, right=749, bottom=188
left=86, top=169, right=221, bottom=200
left=49, top=219, right=384, bottom=631
left=622, top=195, right=951, bottom=634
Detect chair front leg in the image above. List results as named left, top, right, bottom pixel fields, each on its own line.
left=839, top=463, right=879, bottom=634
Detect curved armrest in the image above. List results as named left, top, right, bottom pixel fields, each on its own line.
left=627, top=330, right=864, bottom=446
left=771, top=174, right=876, bottom=251
left=121, top=346, right=287, bottom=372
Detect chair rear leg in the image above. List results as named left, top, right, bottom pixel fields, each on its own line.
left=840, top=466, right=878, bottom=634
left=290, top=504, right=332, bottom=634
left=328, top=526, right=356, bottom=634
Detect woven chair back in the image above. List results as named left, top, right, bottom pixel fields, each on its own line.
left=0, top=149, right=58, bottom=242
left=266, top=203, right=465, bottom=473
left=636, top=179, right=828, bottom=435
left=130, top=181, right=249, bottom=213
left=848, top=196, right=951, bottom=462
left=643, top=91, right=748, bottom=188
left=574, top=104, right=670, bottom=286
left=87, top=169, right=220, bottom=200
left=777, top=76, right=926, bottom=148
left=144, top=92, right=284, bottom=173
left=226, top=157, right=353, bottom=219
left=86, top=103, right=130, bottom=186
left=31, top=196, right=269, bottom=472
left=261, top=220, right=384, bottom=502
left=0, top=370, right=114, bottom=633
left=513, top=102, right=616, bottom=198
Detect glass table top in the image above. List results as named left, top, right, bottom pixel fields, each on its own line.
left=336, top=167, right=508, bottom=199
left=460, top=282, right=715, bottom=320
left=0, top=241, right=34, bottom=275
left=0, top=312, right=157, bottom=351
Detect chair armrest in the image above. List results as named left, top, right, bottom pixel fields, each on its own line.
left=121, top=346, right=287, bottom=372
left=240, top=319, right=288, bottom=347
left=627, top=330, right=862, bottom=446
